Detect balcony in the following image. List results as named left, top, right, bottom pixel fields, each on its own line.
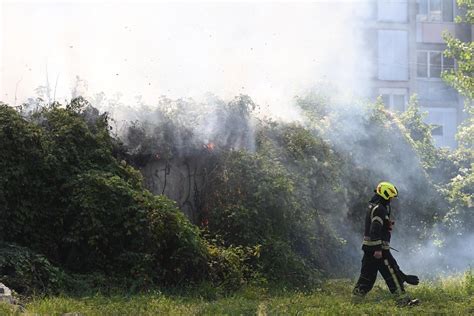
left=416, top=21, right=455, bottom=43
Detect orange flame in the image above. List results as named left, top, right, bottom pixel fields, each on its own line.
left=204, top=142, right=215, bottom=151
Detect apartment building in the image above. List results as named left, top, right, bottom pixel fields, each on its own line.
left=364, top=0, right=472, bottom=148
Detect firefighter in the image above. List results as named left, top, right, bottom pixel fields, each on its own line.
left=353, top=181, right=420, bottom=306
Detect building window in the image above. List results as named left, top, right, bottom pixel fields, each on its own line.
left=378, top=30, right=409, bottom=81
left=379, top=88, right=408, bottom=112
left=431, top=125, right=443, bottom=136
left=417, top=50, right=455, bottom=78
left=416, top=0, right=454, bottom=22
left=377, top=0, right=408, bottom=23
left=420, top=106, right=457, bottom=148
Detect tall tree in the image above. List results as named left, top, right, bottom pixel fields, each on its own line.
left=443, top=0, right=474, bottom=99
left=442, top=0, right=473, bottom=233
left=443, top=0, right=473, bottom=156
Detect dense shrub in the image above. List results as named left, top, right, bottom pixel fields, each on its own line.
left=0, top=243, right=67, bottom=294
left=0, top=100, right=210, bottom=290
left=202, top=149, right=330, bottom=286
left=205, top=240, right=257, bottom=292
left=119, top=92, right=466, bottom=283
left=1, top=84, right=471, bottom=293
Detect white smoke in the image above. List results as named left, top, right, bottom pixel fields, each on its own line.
left=1, top=1, right=372, bottom=120
left=395, top=232, right=474, bottom=277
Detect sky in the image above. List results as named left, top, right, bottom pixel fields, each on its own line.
left=1, top=0, right=369, bottom=119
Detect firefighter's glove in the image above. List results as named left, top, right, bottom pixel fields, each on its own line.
left=388, top=221, right=395, bottom=232
left=404, top=274, right=419, bottom=285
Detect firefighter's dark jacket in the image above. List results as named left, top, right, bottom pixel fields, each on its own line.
left=362, top=194, right=392, bottom=252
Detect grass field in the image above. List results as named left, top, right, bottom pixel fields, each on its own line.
left=1, top=272, right=473, bottom=315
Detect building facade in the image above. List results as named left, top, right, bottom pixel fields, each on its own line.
left=365, top=0, right=472, bottom=148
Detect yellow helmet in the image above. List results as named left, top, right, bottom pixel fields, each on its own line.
left=376, top=181, right=398, bottom=200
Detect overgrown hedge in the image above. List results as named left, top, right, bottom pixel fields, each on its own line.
left=0, top=100, right=217, bottom=293
left=0, top=89, right=471, bottom=293
left=121, top=92, right=471, bottom=281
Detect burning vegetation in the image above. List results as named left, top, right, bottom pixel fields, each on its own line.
left=0, top=88, right=471, bottom=295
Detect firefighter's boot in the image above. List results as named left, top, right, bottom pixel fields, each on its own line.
left=396, top=295, right=420, bottom=307
left=351, top=287, right=366, bottom=304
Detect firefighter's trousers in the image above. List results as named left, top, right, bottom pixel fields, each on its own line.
left=353, top=250, right=405, bottom=295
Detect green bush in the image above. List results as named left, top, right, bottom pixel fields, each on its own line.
left=0, top=100, right=211, bottom=291
left=0, top=104, right=51, bottom=254
left=0, top=243, right=67, bottom=294
left=145, top=195, right=209, bottom=285
left=206, top=240, right=256, bottom=292
left=202, top=150, right=326, bottom=286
